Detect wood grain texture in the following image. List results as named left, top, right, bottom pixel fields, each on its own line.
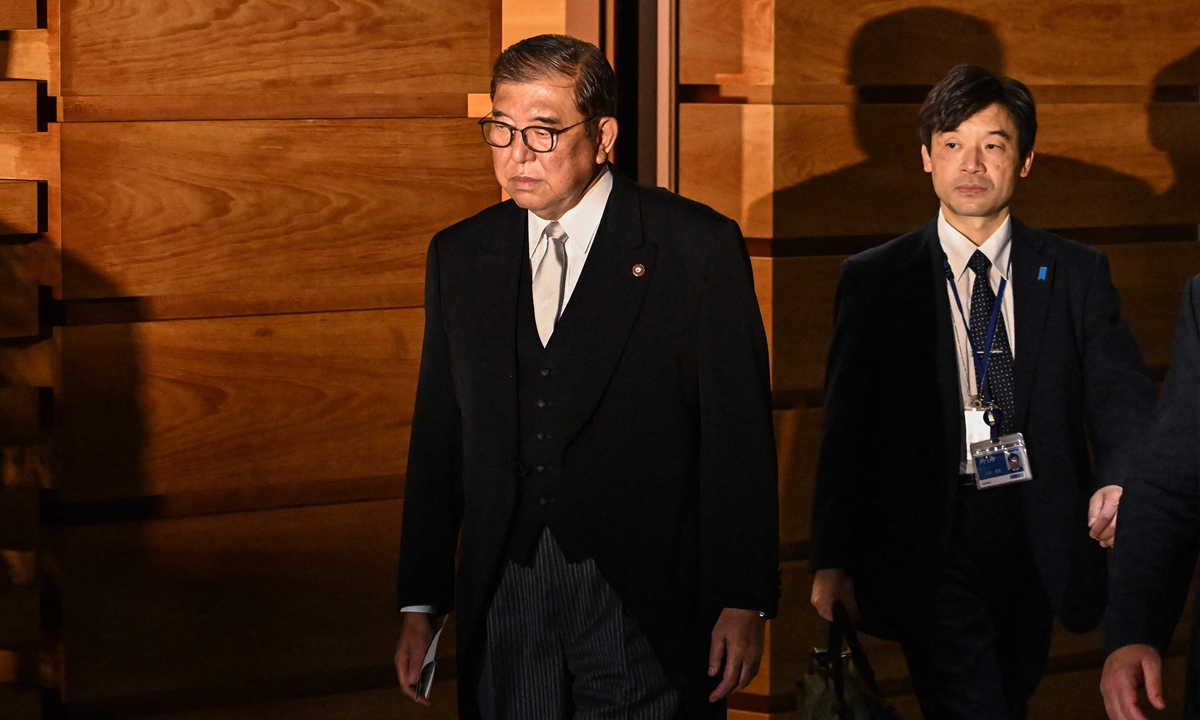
left=62, top=284, right=424, bottom=326
left=58, top=309, right=422, bottom=503
left=0, top=81, right=39, bottom=133
left=60, top=119, right=495, bottom=300
left=678, top=0, right=1200, bottom=88
left=57, top=499, right=410, bottom=703
left=0, top=30, right=53, bottom=86
left=0, top=180, right=39, bottom=235
left=57, top=94, right=471, bottom=123
left=681, top=83, right=1200, bottom=106
left=679, top=0, right=774, bottom=85
left=0, top=0, right=38, bottom=30
left=680, top=102, right=1200, bottom=239
left=60, top=0, right=497, bottom=96
left=503, top=0, right=566, bottom=49
left=677, top=103, right=776, bottom=238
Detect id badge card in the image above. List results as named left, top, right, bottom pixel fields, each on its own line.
left=970, top=432, right=1033, bottom=489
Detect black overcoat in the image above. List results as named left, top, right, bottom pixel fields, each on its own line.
left=810, top=218, right=1155, bottom=640
left=396, top=168, right=780, bottom=719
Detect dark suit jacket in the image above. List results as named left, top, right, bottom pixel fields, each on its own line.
left=396, top=168, right=780, bottom=719
left=810, top=217, right=1155, bottom=641
left=1106, top=274, right=1200, bottom=716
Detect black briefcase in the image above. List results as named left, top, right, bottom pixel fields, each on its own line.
left=797, top=604, right=904, bottom=720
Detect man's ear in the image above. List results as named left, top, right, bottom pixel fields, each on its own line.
left=921, top=144, right=933, bottom=173
left=1019, top=150, right=1035, bottom=178
left=595, top=117, right=618, bottom=163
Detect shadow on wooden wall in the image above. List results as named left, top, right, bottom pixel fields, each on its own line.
left=756, top=7, right=1199, bottom=242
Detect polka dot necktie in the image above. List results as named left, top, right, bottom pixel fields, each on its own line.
left=967, top=250, right=1016, bottom=436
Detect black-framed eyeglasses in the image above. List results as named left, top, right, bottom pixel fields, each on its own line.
left=478, top=117, right=596, bottom=153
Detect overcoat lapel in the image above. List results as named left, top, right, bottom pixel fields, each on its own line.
left=547, top=170, right=656, bottom=445
left=465, top=200, right=525, bottom=466
left=1010, top=219, right=1055, bottom=430
left=923, top=223, right=968, bottom=480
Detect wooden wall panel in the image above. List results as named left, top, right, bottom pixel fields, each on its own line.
left=59, top=0, right=497, bottom=96
left=678, top=104, right=776, bottom=238
left=775, top=409, right=820, bottom=552
left=0, top=81, right=40, bottom=133
left=1106, top=242, right=1200, bottom=371
left=0, top=180, right=39, bottom=235
left=58, top=309, right=422, bottom=504
left=60, top=120, right=494, bottom=300
left=503, top=0, right=567, bottom=49
left=681, top=102, right=1200, bottom=240
left=58, top=499, right=410, bottom=704
left=680, top=0, right=1200, bottom=88
left=679, top=0, right=774, bottom=86
left=766, top=256, right=841, bottom=395
left=0, top=1, right=39, bottom=30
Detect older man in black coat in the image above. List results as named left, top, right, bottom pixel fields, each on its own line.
left=391, top=35, right=779, bottom=720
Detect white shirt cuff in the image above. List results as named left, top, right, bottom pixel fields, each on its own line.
left=400, top=605, right=437, bottom=614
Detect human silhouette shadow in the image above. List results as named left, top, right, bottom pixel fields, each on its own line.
left=1148, top=46, right=1200, bottom=224
left=758, top=8, right=1161, bottom=241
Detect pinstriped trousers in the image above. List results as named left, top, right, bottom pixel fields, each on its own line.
left=478, top=529, right=680, bottom=720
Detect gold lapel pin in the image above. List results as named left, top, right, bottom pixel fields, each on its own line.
left=632, top=264, right=645, bottom=277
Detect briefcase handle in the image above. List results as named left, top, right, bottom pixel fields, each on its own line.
left=827, top=602, right=885, bottom=700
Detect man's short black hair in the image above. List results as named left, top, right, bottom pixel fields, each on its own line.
left=491, top=34, right=616, bottom=138
left=919, top=64, right=1037, bottom=160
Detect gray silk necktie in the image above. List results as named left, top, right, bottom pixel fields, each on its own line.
left=532, top=221, right=568, bottom=346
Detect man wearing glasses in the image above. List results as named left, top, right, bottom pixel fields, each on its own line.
left=392, top=34, right=779, bottom=720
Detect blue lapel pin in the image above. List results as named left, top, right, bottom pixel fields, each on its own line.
left=1038, top=266, right=1047, bottom=281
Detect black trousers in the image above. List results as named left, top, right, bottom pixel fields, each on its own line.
left=478, top=529, right=680, bottom=720
left=900, top=481, right=1056, bottom=720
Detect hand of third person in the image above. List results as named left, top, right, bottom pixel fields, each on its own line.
left=1089, top=484, right=1123, bottom=548
left=708, top=608, right=766, bottom=703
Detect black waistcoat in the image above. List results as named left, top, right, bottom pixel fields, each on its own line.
left=506, top=251, right=588, bottom=564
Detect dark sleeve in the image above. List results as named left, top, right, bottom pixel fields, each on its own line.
left=696, top=218, right=781, bottom=617
left=809, top=259, right=875, bottom=571
left=1080, top=251, right=1157, bottom=489
left=396, top=236, right=464, bottom=613
left=1105, top=276, right=1200, bottom=655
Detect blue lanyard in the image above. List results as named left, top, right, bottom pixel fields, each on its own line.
left=944, top=258, right=1007, bottom=405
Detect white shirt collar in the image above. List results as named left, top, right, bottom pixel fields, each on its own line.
left=937, top=209, right=1013, bottom=282
left=527, top=167, right=613, bottom=258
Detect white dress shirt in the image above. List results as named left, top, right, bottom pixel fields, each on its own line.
left=525, top=167, right=613, bottom=313
left=938, top=209, right=1017, bottom=473
left=401, top=168, right=614, bottom=616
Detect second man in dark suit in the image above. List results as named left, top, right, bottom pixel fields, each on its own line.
left=809, top=64, right=1156, bottom=719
